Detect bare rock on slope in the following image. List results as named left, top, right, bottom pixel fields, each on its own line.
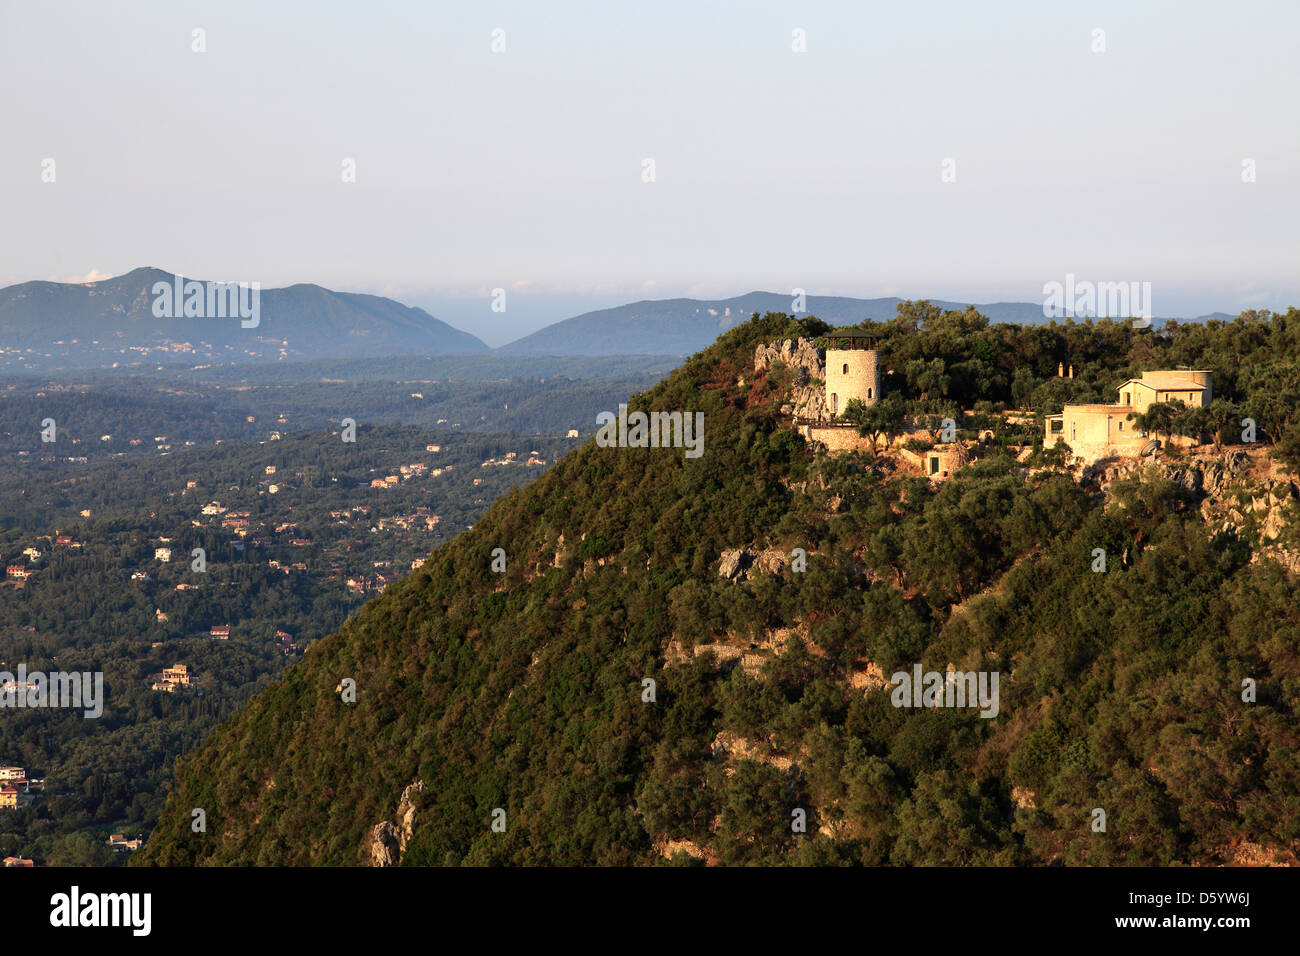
left=368, top=779, right=425, bottom=866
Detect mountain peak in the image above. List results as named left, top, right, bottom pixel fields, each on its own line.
left=0, top=270, right=488, bottom=370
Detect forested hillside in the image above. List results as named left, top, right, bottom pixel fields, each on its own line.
left=136, top=307, right=1300, bottom=866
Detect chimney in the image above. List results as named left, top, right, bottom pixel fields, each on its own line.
left=1068, top=365, right=1074, bottom=379
left=1058, top=362, right=1064, bottom=377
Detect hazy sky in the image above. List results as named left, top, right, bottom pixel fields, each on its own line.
left=2, top=0, right=1297, bottom=345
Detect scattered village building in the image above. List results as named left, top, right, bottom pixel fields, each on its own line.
left=151, top=664, right=191, bottom=692
left=154, top=547, right=172, bottom=562
left=2, top=857, right=33, bottom=867
left=162, top=664, right=190, bottom=685
left=1044, top=370, right=1212, bottom=464
left=209, top=625, right=231, bottom=640
left=5, top=566, right=31, bottom=580
left=274, top=631, right=300, bottom=655
left=916, top=442, right=973, bottom=480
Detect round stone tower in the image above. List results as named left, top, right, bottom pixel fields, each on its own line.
left=824, top=329, right=881, bottom=416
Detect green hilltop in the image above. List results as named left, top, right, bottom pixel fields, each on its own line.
left=135, top=306, right=1300, bottom=866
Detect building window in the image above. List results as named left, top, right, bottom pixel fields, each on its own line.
left=929, top=457, right=939, bottom=475
left=830, top=393, right=838, bottom=413
left=1118, top=422, right=1123, bottom=430
left=842, top=363, right=848, bottom=375
left=867, top=388, right=873, bottom=399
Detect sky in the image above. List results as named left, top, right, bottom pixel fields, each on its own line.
left=2, top=0, right=1297, bottom=346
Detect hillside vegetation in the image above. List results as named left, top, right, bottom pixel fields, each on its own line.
left=136, top=306, right=1300, bottom=866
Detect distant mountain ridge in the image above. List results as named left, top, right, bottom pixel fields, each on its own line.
left=0, top=268, right=489, bottom=370
left=495, top=291, right=1222, bottom=356
left=0, top=272, right=1241, bottom=370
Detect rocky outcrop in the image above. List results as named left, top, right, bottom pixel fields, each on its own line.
left=710, top=731, right=796, bottom=772
left=1256, top=545, right=1300, bottom=574
left=1097, top=450, right=1298, bottom=558
left=718, top=547, right=788, bottom=581
left=370, top=823, right=402, bottom=867
left=1094, top=448, right=1252, bottom=492
left=718, top=549, right=752, bottom=580
left=754, top=338, right=829, bottom=420
left=368, top=779, right=424, bottom=866
left=1012, top=786, right=1037, bottom=810
left=1224, top=842, right=1296, bottom=866
left=754, top=338, right=823, bottom=379
left=658, top=838, right=707, bottom=861
left=848, top=661, right=890, bottom=692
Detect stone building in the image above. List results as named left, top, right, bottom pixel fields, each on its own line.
left=1044, top=369, right=1212, bottom=464
left=1115, top=369, right=1212, bottom=413
left=824, top=329, right=881, bottom=416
